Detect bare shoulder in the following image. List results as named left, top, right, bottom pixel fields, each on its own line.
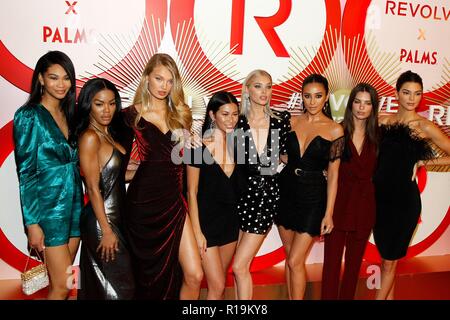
left=79, top=129, right=100, bottom=150
left=378, top=114, right=396, bottom=125
left=290, top=115, right=301, bottom=127
left=327, top=120, right=344, bottom=139
left=417, top=117, right=444, bottom=137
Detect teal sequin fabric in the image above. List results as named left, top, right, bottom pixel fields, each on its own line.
left=14, top=104, right=83, bottom=246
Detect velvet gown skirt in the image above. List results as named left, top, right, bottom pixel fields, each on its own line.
left=125, top=160, right=186, bottom=299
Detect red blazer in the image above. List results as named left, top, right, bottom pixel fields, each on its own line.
left=333, top=139, right=377, bottom=239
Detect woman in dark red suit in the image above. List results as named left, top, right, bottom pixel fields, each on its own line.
left=321, top=83, right=379, bottom=299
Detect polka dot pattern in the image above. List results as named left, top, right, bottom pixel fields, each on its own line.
left=235, top=110, right=291, bottom=235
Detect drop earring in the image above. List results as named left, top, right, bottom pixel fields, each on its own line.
left=210, top=120, right=216, bottom=131
left=244, top=92, right=250, bottom=104
left=242, top=92, right=250, bottom=113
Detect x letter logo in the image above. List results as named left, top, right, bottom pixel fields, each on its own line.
left=65, top=1, right=78, bottom=15
left=418, top=28, right=426, bottom=40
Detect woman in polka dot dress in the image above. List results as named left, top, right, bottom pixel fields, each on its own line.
left=231, top=69, right=290, bottom=299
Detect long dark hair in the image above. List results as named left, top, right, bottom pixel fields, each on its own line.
left=74, top=78, right=122, bottom=140
left=301, top=73, right=333, bottom=119
left=202, top=91, right=239, bottom=135
left=396, top=70, right=423, bottom=92
left=28, top=51, right=76, bottom=140
left=342, top=83, right=379, bottom=160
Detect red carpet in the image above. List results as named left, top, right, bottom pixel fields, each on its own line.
left=1, top=255, right=449, bottom=300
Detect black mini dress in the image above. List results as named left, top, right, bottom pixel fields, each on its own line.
left=277, top=132, right=344, bottom=236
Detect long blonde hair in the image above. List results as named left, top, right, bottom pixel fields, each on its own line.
left=240, top=69, right=279, bottom=119
left=133, top=53, right=192, bottom=132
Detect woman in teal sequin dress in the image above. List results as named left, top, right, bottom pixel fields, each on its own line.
left=13, top=51, right=83, bottom=300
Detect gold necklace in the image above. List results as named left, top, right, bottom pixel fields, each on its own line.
left=90, top=122, right=116, bottom=146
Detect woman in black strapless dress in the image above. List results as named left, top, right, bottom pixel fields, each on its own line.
left=76, top=78, right=134, bottom=299
left=276, top=74, right=344, bottom=300
left=373, top=71, right=450, bottom=300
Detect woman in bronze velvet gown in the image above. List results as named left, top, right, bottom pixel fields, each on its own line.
left=120, top=53, right=203, bottom=299
left=75, top=78, right=134, bottom=300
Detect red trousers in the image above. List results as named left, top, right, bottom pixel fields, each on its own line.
left=321, top=229, right=369, bottom=300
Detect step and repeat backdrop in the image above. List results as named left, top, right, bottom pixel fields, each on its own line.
left=0, top=0, right=449, bottom=277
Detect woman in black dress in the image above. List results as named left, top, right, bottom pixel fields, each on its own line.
left=276, top=74, right=344, bottom=299
left=232, top=69, right=290, bottom=300
left=373, top=70, right=450, bottom=299
left=186, top=91, right=243, bottom=299
left=76, top=78, right=134, bottom=299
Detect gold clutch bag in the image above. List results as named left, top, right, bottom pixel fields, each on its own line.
left=21, top=249, right=49, bottom=296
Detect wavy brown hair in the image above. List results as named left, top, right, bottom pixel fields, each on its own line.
left=342, top=83, right=379, bottom=158
left=133, top=53, right=192, bottom=133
